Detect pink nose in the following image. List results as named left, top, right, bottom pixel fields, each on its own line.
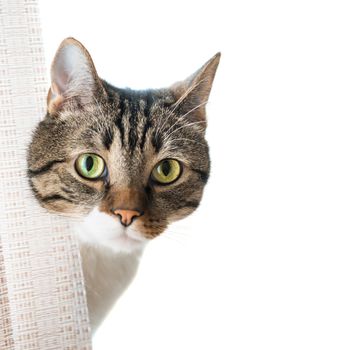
left=112, top=209, right=143, bottom=227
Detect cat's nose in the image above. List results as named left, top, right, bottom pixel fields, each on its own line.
left=112, top=209, right=143, bottom=227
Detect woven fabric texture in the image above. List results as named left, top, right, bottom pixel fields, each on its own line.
left=0, top=0, right=92, bottom=348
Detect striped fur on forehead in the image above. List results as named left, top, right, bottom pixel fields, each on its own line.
left=27, top=37, right=219, bottom=239
left=104, top=82, right=175, bottom=154
left=101, top=82, right=209, bottom=159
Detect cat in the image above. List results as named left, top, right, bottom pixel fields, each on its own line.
left=27, top=37, right=220, bottom=332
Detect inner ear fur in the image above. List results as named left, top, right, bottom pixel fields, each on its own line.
left=47, top=37, right=105, bottom=115
left=170, top=52, right=221, bottom=124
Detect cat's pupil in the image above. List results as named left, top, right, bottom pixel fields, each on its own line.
left=162, top=161, right=171, bottom=176
left=86, top=156, right=94, bottom=172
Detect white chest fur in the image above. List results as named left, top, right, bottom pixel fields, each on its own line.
left=75, top=208, right=147, bottom=332
left=79, top=242, right=142, bottom=332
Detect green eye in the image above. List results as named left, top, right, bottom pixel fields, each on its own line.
left=151, top=159, right=182, bottom=184
left=75, top=154, right=105, bottom=179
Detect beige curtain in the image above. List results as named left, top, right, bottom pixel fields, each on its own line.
left=0, top=0, right=92, bottom=348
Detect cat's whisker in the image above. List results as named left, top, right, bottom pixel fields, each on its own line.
left=164, top=108, right=206, bottom=141
left=93, top=96, right=104, bottom=117
left=162, top=103, right=208, bottom=143
left=157, top=98, right=208, bottom=143
left=163, top=100, right=208, bottom=139
left=154, top=113, right=175, bottom=143
left=155, top=90, right=190, bottom=138
left=163, top=120, right=207, bottom=145
left=155, top=80, right=205, bottom=139
left=169, top=78, right=205, bottom=114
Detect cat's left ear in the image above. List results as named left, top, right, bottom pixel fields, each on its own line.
left=47, top=37, right=105, bottom=115
left=170, top=52, right=221, bottom=126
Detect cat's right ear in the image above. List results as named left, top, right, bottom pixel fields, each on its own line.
left=47, top=37, right=105, bottom=115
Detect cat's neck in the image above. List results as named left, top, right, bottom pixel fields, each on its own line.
left=79, top=241, right=143, bottom=332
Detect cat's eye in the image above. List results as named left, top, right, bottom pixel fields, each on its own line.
left=75, top=153, right=105, bottom=179
left=151, top=159, right=182, bottom=185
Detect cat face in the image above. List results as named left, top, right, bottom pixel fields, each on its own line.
left=27, top=38, right=220, bottom=253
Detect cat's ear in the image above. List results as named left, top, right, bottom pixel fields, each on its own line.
left=170, top=52, right=221, bottom=125
left=47, top=37, right=105, bottom=115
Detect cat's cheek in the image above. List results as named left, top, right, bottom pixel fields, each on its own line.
left=40, top=201, right=90, bottom=217
left=167, top=206, right=198, bottom=223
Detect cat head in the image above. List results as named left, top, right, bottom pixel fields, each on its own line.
left=27, top=38, right=220, bottom=253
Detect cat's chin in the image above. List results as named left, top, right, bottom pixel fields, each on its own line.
left=104, top=234, right=146, bottom=254
left=74, top=207, right=148, bottom=254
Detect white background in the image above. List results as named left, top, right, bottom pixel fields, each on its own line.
left=39, top=1, right=350, bottom=349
